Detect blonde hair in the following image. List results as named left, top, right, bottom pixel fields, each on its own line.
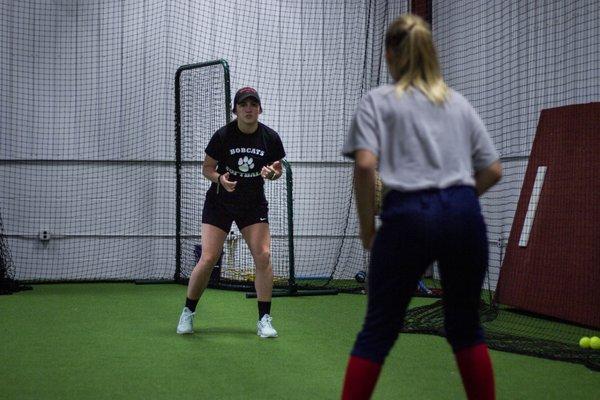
left=385, top=14, right=448, bottom=105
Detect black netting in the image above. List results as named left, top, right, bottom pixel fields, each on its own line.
left=404, top=300, right=600, bottom=371
left=0, top=211, right=30, bottom=295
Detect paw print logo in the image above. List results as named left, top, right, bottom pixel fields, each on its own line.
left=238, top=156, right=254, bottom=172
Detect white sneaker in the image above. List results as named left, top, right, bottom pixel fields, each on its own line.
left=176, top=307, right=195, bottom=334
left=257, top=314, right=278, bottom=338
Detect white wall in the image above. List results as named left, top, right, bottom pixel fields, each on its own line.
left=1, top=0, right=406, bottom=281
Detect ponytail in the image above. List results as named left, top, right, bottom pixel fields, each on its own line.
left=385, top=14, right=448, bottom=105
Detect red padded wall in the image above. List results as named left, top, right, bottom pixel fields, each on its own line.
left=496, top=103, right=600, bottom=329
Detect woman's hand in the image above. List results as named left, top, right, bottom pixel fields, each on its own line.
left=261, top=161, right=282, bottom=180
left=219, top=172, right=237, bottom=192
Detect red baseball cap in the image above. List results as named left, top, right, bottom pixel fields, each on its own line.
left=233, top=87, right=261, bottom=113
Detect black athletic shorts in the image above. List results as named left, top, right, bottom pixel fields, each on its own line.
left=202, top=193, right=269, bottom=233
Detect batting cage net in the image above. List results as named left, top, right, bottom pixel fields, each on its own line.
left=1, top=0, right=405, bottom=288
left=401, top=1, right=600, bottom=371
left=2, top=0, right=599, bottom=369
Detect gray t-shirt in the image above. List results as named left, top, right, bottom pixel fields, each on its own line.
left=342, top=85, right=499, bottom=191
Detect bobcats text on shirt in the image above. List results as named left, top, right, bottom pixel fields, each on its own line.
left=205, top=120, right=286, bottom=204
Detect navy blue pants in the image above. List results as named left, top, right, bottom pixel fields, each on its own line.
left=351, top=186, right=488, bottom=364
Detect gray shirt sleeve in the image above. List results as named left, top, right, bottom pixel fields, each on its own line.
left=468, top=106, right=500, bottom=171
left=342, top=94, right=380, bottom=159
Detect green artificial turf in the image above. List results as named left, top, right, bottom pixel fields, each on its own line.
left=0, top=284, right=598, bottom=399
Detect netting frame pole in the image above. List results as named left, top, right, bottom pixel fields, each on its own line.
left=174, top=59, right=231, bottom=283
left=283, top=160, right=297, bottom=292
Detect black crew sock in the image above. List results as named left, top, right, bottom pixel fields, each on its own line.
left=258, top=301, right=271, bottom=320
left=185, top=297, right=199, bottom=313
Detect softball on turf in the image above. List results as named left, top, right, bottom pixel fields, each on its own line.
left=579, top=337, right=591, bottom=348
left=590, top=336, right=600, bottom=350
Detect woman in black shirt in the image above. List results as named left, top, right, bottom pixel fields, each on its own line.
left=177, top=87, right=286, bottom=338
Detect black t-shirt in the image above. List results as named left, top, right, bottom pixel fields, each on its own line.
left=205, top=120, right=286, bottom=204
